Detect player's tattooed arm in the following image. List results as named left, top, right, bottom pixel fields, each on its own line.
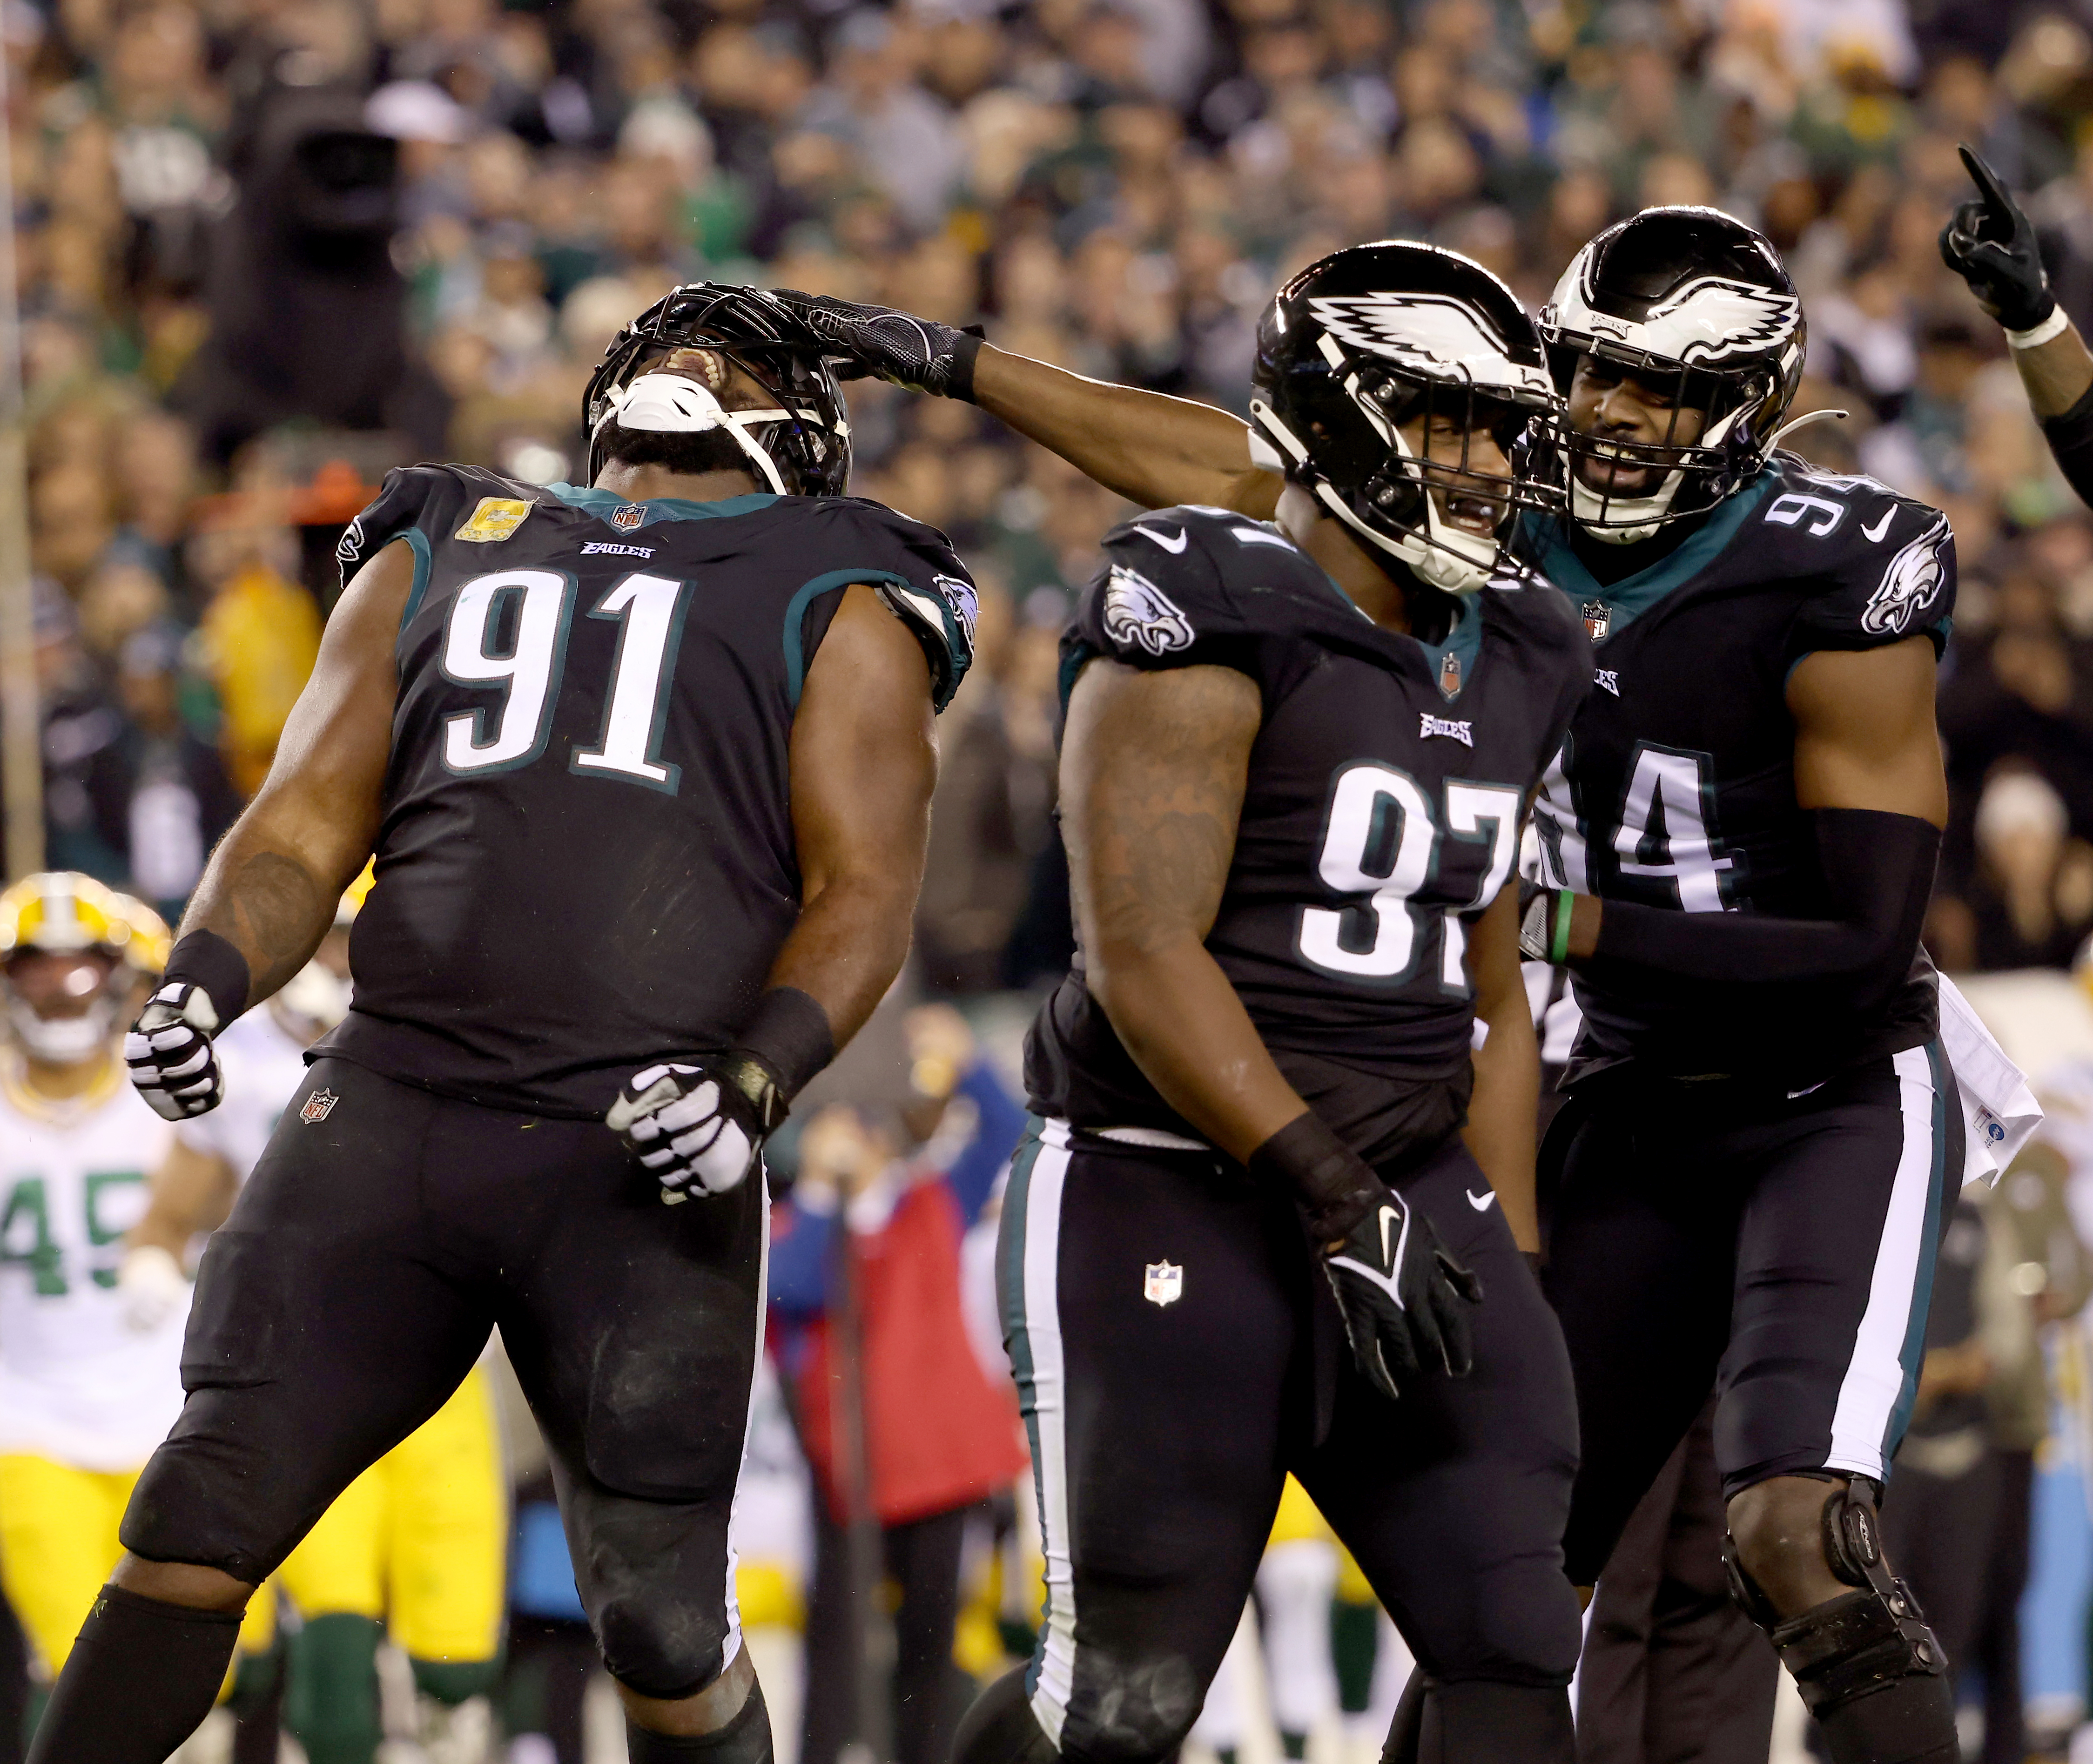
left=769, top=583, right=940, bottom=1053
left=1061, top=657, right=1307, bottom=1160
left=1462, top=886, right=1541, bottom=1255
left=179, top=539, right=411, bottom=1003
left=969, top=348, right=1284, bottom=518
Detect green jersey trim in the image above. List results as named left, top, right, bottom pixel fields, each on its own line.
left=544, top=484, right=781, bottom=525
left=1525, top=471, right=1780, bottom=638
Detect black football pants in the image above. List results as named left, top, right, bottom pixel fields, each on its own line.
left=121, top=1056, right=767, bottom=1700
left=1544, top=1043, right=1961, bottom=1587
left=996, top=1118, right=1582, bottom=1764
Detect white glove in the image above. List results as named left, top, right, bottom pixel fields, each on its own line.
left=118, top=1245, right=190, bottom=1333
left=607, top=1061, right=768, bottom=1203
left=125, top=982, right=224, bottom=1120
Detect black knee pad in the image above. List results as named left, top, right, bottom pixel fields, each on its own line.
left=595, top=1592, right=729, bottom=1702
left=628, top=1679, right=774, bottom=1764
left=954, top=1667, right=1059, bottom=1764
left=1724, top=1481, right=1953, bottom=1763
left=1057, top=1649, right=1202, bottom=1764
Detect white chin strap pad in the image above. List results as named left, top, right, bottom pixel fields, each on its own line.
left=600, top=372, right=792, bottom=496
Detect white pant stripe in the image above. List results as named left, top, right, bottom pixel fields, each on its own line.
left=718, top=1174, right=772, bottom=1672
left=1025, top=1119, right=1077, bottom=1747
left=1825, top=1046, right=1938, bottom=1482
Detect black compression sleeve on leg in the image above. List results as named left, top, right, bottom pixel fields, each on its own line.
left=628, top=1680, right=774, bottom=1764
left=24, top=1584, right=243, bottom=1764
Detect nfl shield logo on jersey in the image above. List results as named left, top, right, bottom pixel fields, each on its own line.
left=1582, top=599, right=1611, bottom=642
left=610, top=503, right=646, bottom=533
left=299, top=1087, right=339, bottom=1124
left=1144, top=1261, right=1183, bottom=1306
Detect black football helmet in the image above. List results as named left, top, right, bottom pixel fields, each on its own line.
left=1539, top=207, right=1805, bottom=541
left=582, top=283, right=853, bottom=494
left=1250, top=242, right=1562, bottom=595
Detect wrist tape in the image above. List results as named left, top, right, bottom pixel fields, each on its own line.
left=1247, top=1110, right=1383, bottom=1245
left=2008, top=306, right=2071, bottom=350
left=162, top=929, right=252, bottom=1029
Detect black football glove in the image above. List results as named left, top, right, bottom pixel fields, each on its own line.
left=1248, top=1111, right=1483, bottom=1401
left=765, top=288, right=985, bottom=399
left=125, top=981, right=225, bottom=1120
left=1940, top=144, right=2055, bottom=332
left=1321, top=1185, right=1484, bottom=1401
left=607, top=1055, right=782, bottom=1203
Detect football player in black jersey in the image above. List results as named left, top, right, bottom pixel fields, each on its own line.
left=26, top=286, right=976, bottom=1764
left=789, top=245, right=1593, bottom=1764
left=770, top=209, right=1967, bottom=1764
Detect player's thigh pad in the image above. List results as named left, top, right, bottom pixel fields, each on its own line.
left=380, top=1364, right=507, bottom=1663
left=492, top=1118, right=767, bottom=1700
left=1304, top=1137, right=1582, bottom=1689
left=1718, top=1043, right=1961, bottom=1495
left=0, top=1457, right=133, bottom=1675
left=998, top=1120, right=1297, bottom=1762
left=123, top=1059, right=497, bottom=1584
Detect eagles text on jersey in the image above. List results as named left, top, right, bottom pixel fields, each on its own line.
left=1026, top=505, right=1590, bottom=1165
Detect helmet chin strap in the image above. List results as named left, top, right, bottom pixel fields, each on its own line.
left=598, top=373, right=793, bottom=496
left=1251, top=399, right=1501, bottom=597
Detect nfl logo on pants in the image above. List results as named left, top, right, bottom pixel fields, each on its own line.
left=1144, top=1261, right=1182, bottom=1306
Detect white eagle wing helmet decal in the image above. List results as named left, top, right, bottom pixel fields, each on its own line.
left=1543, top=257, right=1802, bottom=374
left=1306, top=293, right=1555, bottom=400
left=1862, top=515, right=1951, bottom=637
left=1101, top=563, right=1195, bottom=657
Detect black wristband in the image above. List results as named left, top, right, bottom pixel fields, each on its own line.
left=1246, top=1110, right=1384, bottom=1245
left=728, top=986, right=835, bottom=1106
left=162, top=929, right=251, bottom=1029
left=946, top=330, right=984, bottom=403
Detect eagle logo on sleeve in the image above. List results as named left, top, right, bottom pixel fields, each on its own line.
left=1102, top=564, right=1195, bottom=657
left=1861, top=516, right=1950, bottom=636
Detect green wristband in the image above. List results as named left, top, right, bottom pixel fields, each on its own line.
left=1550, top=891, right=1573, bottom=965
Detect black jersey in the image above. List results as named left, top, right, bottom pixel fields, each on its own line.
left=317, top=465, right=974, bottom=1117
left=1024, top=506, right=1589, bottom=1166
left=1524, top=454, right=1954, bottom=1085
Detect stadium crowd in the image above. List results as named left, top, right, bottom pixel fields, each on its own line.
left=13, top=0, right=2093, bottom=1757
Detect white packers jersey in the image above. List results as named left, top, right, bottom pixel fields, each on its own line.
left=0, top=1055, right=183, bottom=1469
left=176, top=1007, right=313, bottom=1185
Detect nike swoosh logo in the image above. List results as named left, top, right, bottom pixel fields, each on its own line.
left=1131, top=525, right=1188, bottom=553
left=1379, top=1204, right=1400, bottom=1264
left=1787, top=1081, right=1827, bottom=1100
left=1861, top=510, right=1895, bottom=543
left=1467, top=1188, right=1497, bottom=1212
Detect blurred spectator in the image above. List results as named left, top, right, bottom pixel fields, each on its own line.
left=769, top=1006, right=1027, bottom=1764
left=1969, top=1142, right=2093, bottom=1764
left=189, top=497, right=323, bottom=796
left=1880, top=1198, right=2032, bottom=1704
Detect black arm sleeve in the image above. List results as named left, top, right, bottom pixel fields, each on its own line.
left=1583, top=809, right=1938, bottom=1006
left=2043, top=382, right=2093, bottom=513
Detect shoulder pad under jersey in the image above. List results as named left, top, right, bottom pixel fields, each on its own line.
left=793, top=497, right=977, bottom=713
left=1759, top=457, right=1956, bottom=658
left=336, top=464, right=541, bottom=592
